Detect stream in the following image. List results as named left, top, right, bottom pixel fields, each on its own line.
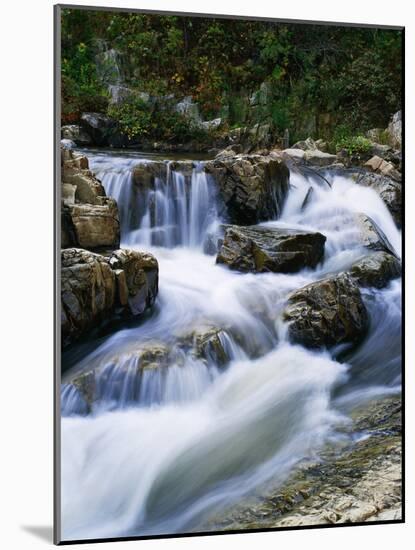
left=60, top=149, right=401, bottom=541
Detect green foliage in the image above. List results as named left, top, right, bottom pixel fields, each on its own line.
left=107, top=98, right=153, bottom=140
left=108, top=94, right=210, bottom=143
left=61, top=9, right=402, bottom=144
left=333, top=127, right=372, bottom=156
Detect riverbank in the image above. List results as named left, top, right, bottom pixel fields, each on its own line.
left=199, top=395, right=401, bottom=531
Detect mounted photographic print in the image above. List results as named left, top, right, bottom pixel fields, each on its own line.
left=55, top=4, right=404, bottom=544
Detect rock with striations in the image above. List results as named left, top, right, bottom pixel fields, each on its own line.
left=216, top=225, right=326, bottom=273
left=61, top=248, right=159, bottom=347
left=283, top=274, right=369, bottom=348
left=354, top=213, right=398, bottom=256
left=204, top=153, right=290, bottom=225
left=356, top=172, right=402, bottom=228
left=348, top=251, right=401, bottom=289
left=108, top=249, right=159, bottom=315
left=61, top=147, right=120, bottom=249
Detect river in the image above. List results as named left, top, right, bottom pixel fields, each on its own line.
left=60, top=149, right=401, bottom=541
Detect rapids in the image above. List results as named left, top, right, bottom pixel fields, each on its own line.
left=60, top=150, right=401, bottom=540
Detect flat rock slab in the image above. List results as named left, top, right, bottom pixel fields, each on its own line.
left=216, top=225, right=326, bottom=273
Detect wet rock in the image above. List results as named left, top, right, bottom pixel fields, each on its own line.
left=132, top=161, right=168, bottom=187
left=356, top=172, right=402, bottom=228
left=193, top=326, right=230, bottom=367
left=205, top=154, right=289, bottom=225
left=301, top=187, right=314, bottom=211
left=348, top=252, right=401, bottom=289
left=354, top=213, right=397, bottom=256
left=109, top=249, right=159, bottom=315
left=202, top=397, right=401, bottom=531
left=216, top=225, right=326, bottom=274
left=283, top=274, right=369, bottom=348
left=61, top=248, right=159, bottom=347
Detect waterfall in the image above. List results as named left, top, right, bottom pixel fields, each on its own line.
left=91, top=154, right=218, bottom=249
left=61, top=150, right=401, bottom=541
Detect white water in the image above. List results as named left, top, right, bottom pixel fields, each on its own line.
left=61, top=152, right=401, bottom=540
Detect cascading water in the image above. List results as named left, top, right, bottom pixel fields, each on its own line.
left=61, top=150, right=401, bottom=541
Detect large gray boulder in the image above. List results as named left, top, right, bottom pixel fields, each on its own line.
left=283, top=274, right=369, bottom=349
left=61, top=248, right=159, bottom=347
left=205, top=153, right=289, bottom=225
left=356, top=173, right=402, bottom=228
left=216, top=225, right=326, bottom=273
left=348, top=252, right=401, bottom=289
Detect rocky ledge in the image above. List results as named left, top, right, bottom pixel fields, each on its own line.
left=199, top=396, right=401, bottom=531
left=205, top=152, right=289, bottom=225
left=61, top=248, right=158, bottom=348
left=216, top=225, right=326, bottom=273
left=61, top=147, right=120, bottom=250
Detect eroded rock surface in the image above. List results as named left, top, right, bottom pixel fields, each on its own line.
left=205, top=153, right=289, bottom=225
left=349, top=252, right=401, bottom=289
left=199, top=397, right=401, bottom=531
left=61, top=248, right=158, bottom=347
left=283, top=274, right=368, bottom=348
left=216, top=225, right=326, bottom=273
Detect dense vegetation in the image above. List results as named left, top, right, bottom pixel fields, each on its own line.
left=61, top=8, right=402, bottom=146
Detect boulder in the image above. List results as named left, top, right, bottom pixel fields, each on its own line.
left=61, top=249, right=116, bottom=347
left=205, top=154, right=289, bottom=225
left=283, top=274, right=369, bottom=348
left=282, top=148, right=306, bottom=162
left=81, top=112, right=116, bottom=146
left=68, top=198, right=120, bottom=250
left=348, top=252, right=401, bottom=289
left=61, top=248, right=159, bottom=347
left=354, top=213, right=398, bottom=256
left=386, top=111, right=402, bottom=150
left=61, top=124, right=92, bottom=145
left=109, top=249, right=158, bottom=315
left=304, top=149, right=338, bottom=166
left=63, top=171, right=106, bottom=204
left=132, top=161, right=168, bottom=187
left=193, top=326, right=230, bottom=367
left=356, top=173, right=402, bottom=227
left=364, top=156, right=401, bottom=182
left=216, top=225, right=326, bottom=273
left=292, top=138, right=316, bottom=151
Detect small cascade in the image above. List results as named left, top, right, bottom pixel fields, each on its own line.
left=90, top=154, right=219, bottom=249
